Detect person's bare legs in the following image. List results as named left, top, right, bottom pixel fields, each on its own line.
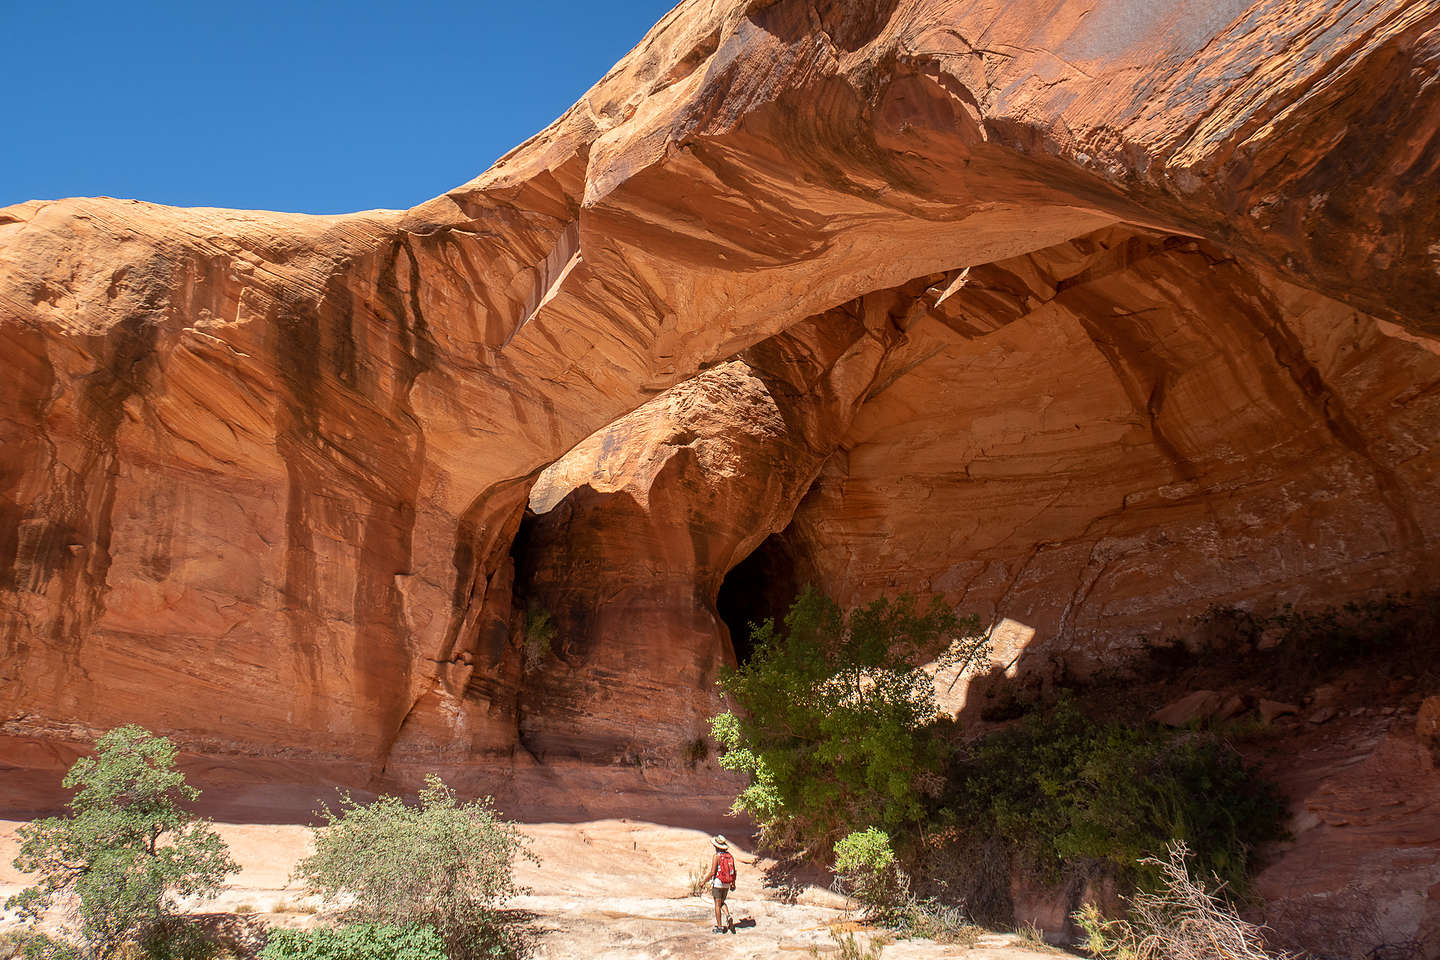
left=713, top=890, right=723, bottom=930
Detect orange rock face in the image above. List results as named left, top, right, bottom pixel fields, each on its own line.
left=785, top=226, right=1440, bottom=680
left=1, top=0, right=1437, bottom=810
left=511, top=307, right=895, bottom=760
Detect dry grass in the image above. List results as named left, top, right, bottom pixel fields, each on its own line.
left=1074, top=842, right=1292, bottom=960
left=1012, top=920, right=1065, bottom=953
left=0, top=931, right=26, bottom=960
left=809, top=928, right=892, bottom=959
left=686, top=861, right=712, bottom=898
left=273, top=896, right=319, bottom=916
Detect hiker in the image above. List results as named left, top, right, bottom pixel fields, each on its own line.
left=701, top=834, right=737, bottom=933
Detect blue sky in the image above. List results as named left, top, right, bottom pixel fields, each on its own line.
left=1, top=1, right=678, bottom=213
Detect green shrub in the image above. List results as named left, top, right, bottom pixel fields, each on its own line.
left=291, top=775, right=536, bottom=959
left=949, top=698, right=1286, bottom=894
left=833, top=828, right=902, bottom=907
left=710, top=586, right=987, bottom=850
left=259, top=924, right=448, bottom=960
left=5, top=726, right=237, bottom=960
left=831, top=828, right=978, bottom=943
left=834, top=827, right=896, bottom=876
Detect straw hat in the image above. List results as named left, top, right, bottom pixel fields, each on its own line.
left=712, top=834, right=729, bottom=850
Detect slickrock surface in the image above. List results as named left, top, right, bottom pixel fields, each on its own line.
left=0, top=812, right=1033, bottom=960
left=3, top=0, right=1440, bottom=952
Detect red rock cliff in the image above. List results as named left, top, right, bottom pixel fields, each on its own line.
left=2, top=0, right=1438, bottom=775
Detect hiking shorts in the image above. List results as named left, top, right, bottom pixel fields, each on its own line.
left=711, top=885, right=729, bottom=904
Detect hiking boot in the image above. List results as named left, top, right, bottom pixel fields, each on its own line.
left=713, top=926, right=724, bottom=934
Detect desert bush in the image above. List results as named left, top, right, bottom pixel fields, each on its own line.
left=683, top=737, right=708, bottom=769
left=830, top=829, right=978, bottom=944
left=1182, top=593, right=1439, bottom=688
left=0, top=933, right=76, bottom=960
left=891, top=898, right=979, bottom=945
left=1074, top=842, right=1292, bottom=960
left=833, top=829, right=903, bottom=909
left=291, top=775, right=535, bottom=959
left=258, top=924, right=448, bottom=960
left=12, top=933, right=80, bottom=960
left=948, top=698, right=1286, bottom=895
left=710, top=586, right=987, bottom=850
left=5, top=726, right=237, bottom=960
left=1264, top=594, right=1433, bottom=677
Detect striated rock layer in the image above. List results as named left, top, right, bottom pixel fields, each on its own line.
left=1, top=0, right=1438, bottom=781
left=787, top=225, right=1440, bottom=684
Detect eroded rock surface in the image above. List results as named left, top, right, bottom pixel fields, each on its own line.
left=1257, top=722, right=1440, bottom=958
left=512, top=303, right=898, bottom=759
left=785, top=227, right=1440, bottom=685
left=2, top=0, right=1438, bottom=786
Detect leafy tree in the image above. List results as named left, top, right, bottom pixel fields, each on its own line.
left=710, top=586, right=987, bottom=850
left=6, top=725, right=237, bottom=960
left=292, top=776, right=536, bottom=959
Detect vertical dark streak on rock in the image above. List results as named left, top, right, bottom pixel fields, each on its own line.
left=281, top=448, right=320, bottom=699
left=364, top=236, right=437, bottom=766
left=1240, top=287, right=1426, bottom=556
left=275, top=296, right=324, bottom=726
left=1070, top=306, right=1201, bottom=483
left=0, top=323, right=59, bottom=685
left=22, top=306, right=162, bottom=697
left=327, top=277, right=358, bottom=389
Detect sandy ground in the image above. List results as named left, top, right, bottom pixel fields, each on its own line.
left=0, top=813, right=1055, bottom=959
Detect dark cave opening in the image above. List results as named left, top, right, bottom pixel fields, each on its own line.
left=509, top=507, right=541, bottom=580
left=507, top=506, right=556, bottom=666
left=716, top=532, right=805, bottom=666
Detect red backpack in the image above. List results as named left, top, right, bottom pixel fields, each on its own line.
left=716, top=851, right=736, bottom=884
